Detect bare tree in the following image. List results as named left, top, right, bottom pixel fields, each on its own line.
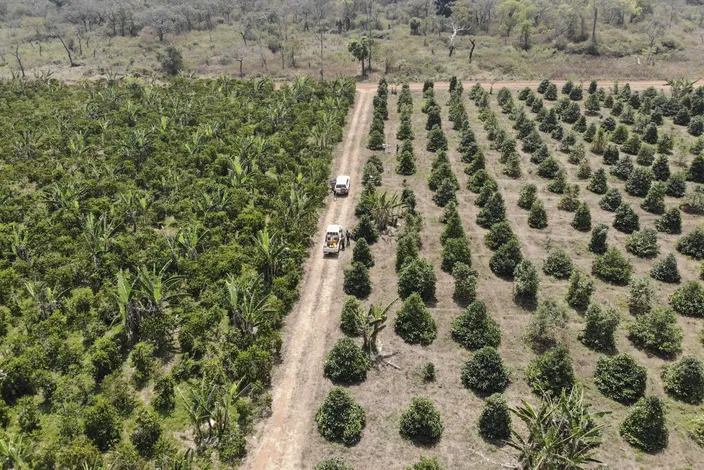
left=646, top=16, right=665, bottom=65
left=9, top=41, right=25, bottom=78
left=57, top=35, right=77, bottom=67
left=448, top=18, right=466, bottom=57
left=312, top=0, right=329, bottom=79
left=468, top=37, right=476, bottom=63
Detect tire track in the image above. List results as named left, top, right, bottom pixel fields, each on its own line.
left=245, top=90, right=373, bottom=470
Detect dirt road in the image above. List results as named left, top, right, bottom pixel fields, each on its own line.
left=356, top=80, right=671, bottom=91
left=244, top=89, right=373, bottom=470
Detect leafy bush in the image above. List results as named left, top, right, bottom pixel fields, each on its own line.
left=688, top=415, right=704, bottom=448
left=352, top=238, right=374, bottom=268
left=650, top=254, right=681, bottom=283
left=527, top=200, right=548, bottom=229
left=662, top=356, right=704, bottom=404
left=592, top=247, right=632, bottom=284
left=629, top=276, right=654, bottom=315
left=131, top=408, right=162, bottom=458
left=670, top=281, right=704, bottom=316
left=490, top=239, right=523, bottom=277
left=396, top=234, right=419, bottom=272
left=625, top=166, right=654, bottom=197
left=576, top=160, right=592, bottom=180
left=599, top=188, right=622, bottom=212
left=620, top=396, right=669, bottom=452
left=324, top=338, right=371, bottom=384
left=343, top=262, right=371, bottom=299
left=613, top=204, right=640, bottom=234
left=452, top=300, right=501, bottom=350
left=433, top=179, right=457, bottom=207
left=441, top=237, right=471, bottom=273
left=478, top=394, right=511, bottom=441
left=636, top=144, right=656, bottom=166
left=484, top=222, right=515, bottom=250
left=595, top=354, right=647, bottom=404
left=565, top=270, right=595, bottom=310
left=395, top=293, right=437, bottom=345
left=476, top=192, right=506, bottom=228
left=640, top=182, right=666, bottom=214
left=603, top=143, right=620, bottom=165
left=537, top=156, right=560, bottom=179
left=677, top=227, right=704, bottom=259
left=580, top=304, right=620, bottom=351
left=427, top=125, right=448, bottom=152
left=611, top=155, right=634, bottom=180
left=689, top=154, right=704, bottom=183
left=152, top=375, right=176, bottom=413
left=667, top=172, right=687, bottom=197
left=315, top=458, right=354, bottom=470
left=17, top=396, right=40, bottom=433
left=452, top=263, right=478, bottom=304
left=160, top=45, right=184, bottom=75
left=628, top=307, right=683, bottom=356
left=404, top=457, right=444, bottom=470
left=625, top=228, right=660, bottom=259
left=84, top=398, right=122, bottom=451
left=513, top=260, right=540, bottom=300
left=588, top=223, right=609, bottom=254
left=571, top=203, right=592, bottom=232
left=611, top=124, right=629, bottom=144
left=353, top=214, right=379, bottom=244
left=441, top=210, right=464, bottom=243
left=526, top=298, right=569, bottom=348
left=542, top=248, right=573, bottom=279
left=461, top=347, right=509, bottom=396
left=398, top=258, right=436, bottom=302
left=558, top=184, right=581, bottom=211
left=587, top=168, right=608, bottom=194
left=316, top=387, right=366, bottom=445
left=526, top=346, right=575, bottom=397
left=396, top=149, right=416, bottom=175
left=399, top=397, right=444, bottom=445
left=368, top=129, right=385, bottom=150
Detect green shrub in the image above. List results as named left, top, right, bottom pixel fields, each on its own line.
left=537, top=156, right=560, bottom=179
left=441, top=237, right=471, bottom=273
left=425, top=106, right=442, bottom=130
left=584, top=122, right=597, bottom=142
left=396, top=234, right=419, bottom=272
left=689, top=154, right=704, bottom=183
left=461, top=347, right=509, bottom=396
left=530, top=143, right=549, bottom=163
left=441, top=210, right=465, bottom=243
left=490, top=239, right=523, bottom=277
left=398, top=258, right=436, bottom=302
left=628, top=307, right=683, bottom=356
left=640, top=182, right=666, bottom=214
left=433, top=179, right=457, bottom=207
left=688, top=415, right=704, bottom=448
left=599, top=188, right=622, bottom=212
left=84, top=397, right=122, bottom=451
left=484, top=222, right=515, bottom=250
left=558, top=184, right=581, bottom=211
left=427, top=125, right=448, bottom=152
left=613, top=204, right=640, bottom=234
left=620, top=396, right=669, bottom=452
left=662, top=356, right=704, bottom=404
left=396, top=149, right=416, bottom=175
left=526, top=346, right=575, bottom=397
left=343, top=262, right=371, bottom=299
left=468, top=168, right=490, bottom=192
left=17, top=396, right=40, bottom=433
left=587, top=168, right=608, bottom=195
left=362, top=161, right=382, bottom=186
left=592, top=247, right=632, bottom=284
left=544, top=83, right=558, bottom=100
left=131, top=408, right=162, bottom=458
left=576, top=160, right=592, bottom=180
left=428, top=162, right=457, bottom=191
left=670, top=281, right=704, bottom=316
left=352, top=238, right=374, bottom=268
left=526, top=298, right=569, bottom=348
left=677, top=227, right=704, bottom=259
left=478, top=394, right=511, bottom=441
left=542, top=248, right=573, bottom=279
left=527, top=200, right=548, bottom=229
left=324, top=338, right=371, bottom=384
left=656, top=208, right=682, bottom=235
left=625, top=166, right=654, bottom=197
left=518, top=184, right=537, bottom=210
left=629, top=276, right=654, bottom=315
left=595, top=354, right=647, bottom=404
left=626, top=228, right=660, bottom=259
left=452, top=263, right=478, bottom=304
left=421, top=362, right=436, bottom=382
left=352, top=214, right=379, bottom=244
left=548, top=170, right=567, bottom=194
left=476, top=192, right=506, bottom=228
left=565, top=270, right=595, bottom=310
left=475, top=181, right=498, bottom=207
left=588, top=223, right=609, bottom=254
left=316, top=387, right=365, bottom=445
left=674, top=107, right=691, bottom=126
left=579, top=304, right=620, bottom=351
left=404, top=457, right=444, bottom=470
left=399, top=397, right=443, bottom=445
left=636, top=144, right=656, bottom=166
left=152, top=375, right=176, bottom=413
left=315, top=458, right=354, bottom=470
left=513, top=260, right=540, bottom=300
left=571, top=203, right=592, bottom=232
left=160, top=45, right=184, bottom=76
left=452, top=300, right=501, bottom=350
left=611, top=124, right=629, bottom=144
left=643, top=122, right=659, bottom=144
left=395, top=293, right=437, bottom=345
left=603, top=143, right=619, bottom=165
left=611, top=155, right=634, bottom=180
left=650, top=254, right=681, bottom=283
left=667, top=172, right=687, bottom=197
left=368, top=129, right=385, bottom=150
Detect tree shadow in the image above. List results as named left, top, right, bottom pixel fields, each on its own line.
left=513, top=294, right=537, bottom=312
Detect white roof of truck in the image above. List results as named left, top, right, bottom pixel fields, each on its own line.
left=326, top=224, right=342, bottom=232
left=335, top=175, right=350, bottom=185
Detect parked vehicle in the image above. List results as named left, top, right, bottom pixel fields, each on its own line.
left=333, top=175, right=351, bottom=195
left=323, top=224, right=344, bottom=254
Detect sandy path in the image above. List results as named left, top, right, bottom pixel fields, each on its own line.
left=356, top=80, right=671, bottom=91
left=245, top=89, right=373, bottom=470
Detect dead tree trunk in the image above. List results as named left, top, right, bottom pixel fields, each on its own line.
left=10, top=43, right=25, bottom=78
left=58, top=36, right=77, bottom=67
left=468, top=38, right=476, bottom=63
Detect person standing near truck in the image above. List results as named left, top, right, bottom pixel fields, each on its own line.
left=345, top=230, right=351, bottom=246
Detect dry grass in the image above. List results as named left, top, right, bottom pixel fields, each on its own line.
left=1, top=15, right=703, bottom=83
left=303, top=87, right=704, bottom=469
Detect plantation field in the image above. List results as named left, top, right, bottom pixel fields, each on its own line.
left=305, top=80, right=704, bottom=469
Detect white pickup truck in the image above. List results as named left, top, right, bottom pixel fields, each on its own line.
left=333, top=175, right=351, bottom=196
left=323, top=224, right=344, bottom=255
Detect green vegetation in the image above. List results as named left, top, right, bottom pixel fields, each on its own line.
left=399, top=397, right=444, bottom=445
left=316, top=387, right=366, bottom=446
left=478, top=394, right=511, bottom=441
left=595, top=354, right=647, bottom=404
left=324, top=338, right=371, bottom=384
left=620, top=396, right=669, bottom=452
left=461, top=347, right=509, bottom=396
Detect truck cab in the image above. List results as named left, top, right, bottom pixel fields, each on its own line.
left=334, top=175, right=351, bottom=196
left=323, top=224, right=344, bottom=255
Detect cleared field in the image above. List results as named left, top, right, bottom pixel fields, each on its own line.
left=303, top=81, right=704, bottom=469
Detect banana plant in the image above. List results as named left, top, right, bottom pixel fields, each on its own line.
left=24, top=281, right=65, bottom=321
left=177, top=224, right=208, bottom=259
left=360, top=299, right=397, bottom=359
left=82, top=213, right=121, bottom=269
left=252, top=228, right=288, bottom=286
left=196, top=188, right=230, bottom=221
left=228, top=155, right=251, bottom=190
left=10, top=225, right=30, bottom=263
left=0, top=432, right=30, bottom=469
left=224, top=273, right=275, bottom=339
left=42, top=181, right=84, bottom=212
left=179, top=376, right=218, bottom=444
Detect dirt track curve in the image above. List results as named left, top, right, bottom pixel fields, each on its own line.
left=243, top=79, right=671, bottom=470
left=245, top=89, right=373, bottom=470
